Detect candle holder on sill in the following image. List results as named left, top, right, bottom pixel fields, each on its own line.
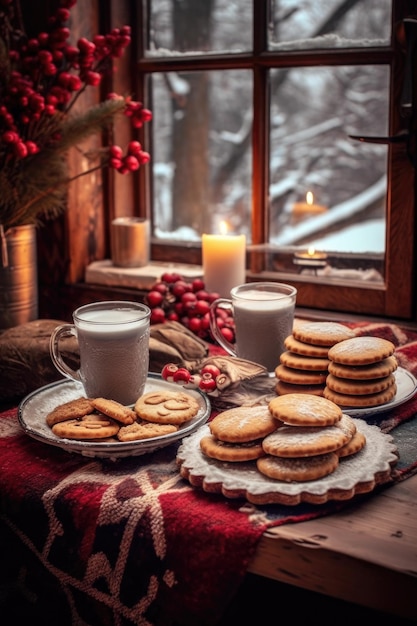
left=293, top=249, right=328, bottom=275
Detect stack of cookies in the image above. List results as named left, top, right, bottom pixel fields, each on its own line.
left=200, top=394, right=366, bottom=483
left=324, top=336, right=398, bottom=409
left=275, top=322, right=356, bottom=397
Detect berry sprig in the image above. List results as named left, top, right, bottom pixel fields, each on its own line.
left=161, top=362, right=231, bottom=396
left=146, top=272, right=236, bottom=343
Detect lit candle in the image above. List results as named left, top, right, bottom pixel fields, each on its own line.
left=293, top=247, right=328, bottom=270
left=292, top=191, right=327, bottom=219
left=202, top=222, right=246, bottom=297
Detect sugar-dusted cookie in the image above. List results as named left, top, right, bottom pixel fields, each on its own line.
left=257, top=452, right=339, bottom=482
left=293, top=322, right=355, bottom=347
left=324, top=383, right=397, bottom=408
left=209, top=405, right=280, bottom=443
left=134, top=390, right=200, bottom=425
left=326, top=373, right=396, bottom=396
left=275, top=380, right=325, bottom=397
left=51, top=413, right=120, bottom=440
left=327, top=336, right=395, bottom=365
left=268, top=393, right=342, bottom=426
left=262, top=414, right=356, bottom=458
left=328, top=355, right=398, bottom=380
left=200, top=435, right=265, bottom=462
left=335, top=430, right=366, bottom=458
left=280, top=350, right=330, bottom=371
left=117, top=420, right=178, bottom=441
left=275, top=364, right=328, bottom=385
left=46, top=397, right=95, bottom=426
left=91, top=397, right=136, bottom=425
left=284, top=335, right=329, bottom=358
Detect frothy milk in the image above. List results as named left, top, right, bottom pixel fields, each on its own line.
left=75, top=306, right=150, bottom=404
left=233, top=290, right=295, bottom=372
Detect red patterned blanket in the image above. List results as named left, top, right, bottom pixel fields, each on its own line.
left=0, top=321, right=416, bottom=626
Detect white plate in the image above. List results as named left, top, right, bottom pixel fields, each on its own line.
left=342, top=367, right=417, bottom=418
left=18, top=375, right=211, bottom=459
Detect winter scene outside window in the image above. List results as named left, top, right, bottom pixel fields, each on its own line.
left=143, top=0, right=392, bottom=283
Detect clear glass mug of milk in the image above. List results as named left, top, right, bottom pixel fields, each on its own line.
left=50, top=301, right=151, bottom=405
left=209, top=282, right=297, bottom=373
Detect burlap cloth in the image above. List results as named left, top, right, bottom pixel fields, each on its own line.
left=0, top=319, right=270, bottom=404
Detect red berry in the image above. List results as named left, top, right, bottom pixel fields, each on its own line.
left=188, top=317, right=201, bottom=333
left=199, top=373, right=217, bottom=393
left=161, top=363, right=178, bottom=381
left=221, top=327, right=234, bottom=342
left=181, top=292, right=197, bottom=305
left=201, top=364, right=221, bottom=379
left=194, top=299, right=210, bottom=316
left=191, top=278, right=205, bottom=292
left=150, top=307, right=165, bottom=324
left=146, top=290, right=164, bottom=308
left=151, top=281, right=168, bottom=295
left=173, top=367, right=191, bottom=384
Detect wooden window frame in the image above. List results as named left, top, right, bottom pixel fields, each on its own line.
left=41, top=0, right=416, bottom=323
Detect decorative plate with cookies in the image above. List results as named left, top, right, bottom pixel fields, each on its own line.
left=18, top=375, right=211, bottom=459
left=176, top=394, right=399, bottom=506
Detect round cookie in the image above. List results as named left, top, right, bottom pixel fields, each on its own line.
left=335, top=431, right=366, bottom=458
left=51, top=413, right=120, bottom=440
left=46, top=397, right=95, bottom=426
left=275, top=363, right=328, bottom=385
left=284, top=335, right=329, bottom=358
left=209, top=405, right=279, bottom=443
left=257, top=452, right=339, bottom=482
left=325, top=373, right=396, bottom=396
left=280, top=350, right=330, bottom=371
left=262, top=414, right=356, bottom=458
left=327, top=336, right=395, bottom=365
left=117, top=421, right=178, bottom=441
left=275, top=380, right=325, bottom=397
left=92, top=397, right=136, bottom=425
left=293, top=322, right=355, bottom=347
left=134, top=390, right=200, bottom=425
left=268, top=393, right=342, bottom=426
left=200, top=435, right=264, bottom=462
left=328, top=355, right=398, bottom=380
left=323, top=383, right=397, bottom=408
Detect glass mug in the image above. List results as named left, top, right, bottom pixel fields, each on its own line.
left=209, top=282, right=297, bottom=373
left=50, top=301, right=151, bottom=405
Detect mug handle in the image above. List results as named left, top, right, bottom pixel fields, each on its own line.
left=209, top=298, right=237, bottom=356
left=49, top=324, right=82, bottom=383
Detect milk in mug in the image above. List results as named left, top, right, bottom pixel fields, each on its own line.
left=50, top=302, right=151, bottom=405
left=233, top=289, right=295, bottom=372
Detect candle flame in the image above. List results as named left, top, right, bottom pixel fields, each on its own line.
left=219, top=220, right=229, bottom=235
left=306, top=191, right=313, bottom=206
left=307, top=247, right=316, bottom=256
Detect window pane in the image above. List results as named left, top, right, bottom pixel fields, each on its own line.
left=147, top=0, right=252, bottom=56
left=269, top=65, right=389, bottom=259
left=151, top=70, right=253, bottom=239
left=269, top=0, right=391, bottom=50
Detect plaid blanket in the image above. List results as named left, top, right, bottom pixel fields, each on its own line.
left=0, top=321, right=416, bottom=626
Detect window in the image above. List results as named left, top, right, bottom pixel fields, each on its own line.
left=106, top=0, right=415, bottom=320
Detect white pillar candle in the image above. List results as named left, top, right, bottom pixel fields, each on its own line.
left=202, top=233, right=246, bottom=297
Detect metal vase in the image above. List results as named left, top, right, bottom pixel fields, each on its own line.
left=0, top=224, right=38, bottom=329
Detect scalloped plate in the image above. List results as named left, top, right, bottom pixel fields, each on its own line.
left=340, top=367, right=417, bottom=418
left=19, top=375, right=211, bottom=459
left=177, top=419, right=398, bottom=506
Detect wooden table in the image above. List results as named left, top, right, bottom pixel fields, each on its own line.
left=248, top=473, right=417, bottom=620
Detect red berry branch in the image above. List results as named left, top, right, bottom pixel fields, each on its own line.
left=146, top=272, right=236, bottom=343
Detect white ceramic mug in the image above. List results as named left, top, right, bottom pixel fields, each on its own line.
left=209, top=282, right=297, bottom=372
left=50, top=301, right=151, bottom=405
